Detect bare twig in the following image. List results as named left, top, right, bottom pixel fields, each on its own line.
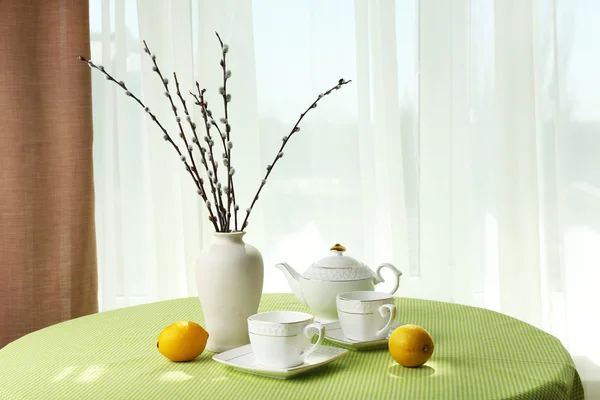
left=240, top=78, right=352, bottom=230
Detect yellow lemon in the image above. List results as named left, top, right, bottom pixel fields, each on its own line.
left=157, top=321, right=209, bottom=362
left=388, top=324, right=434, bottom=367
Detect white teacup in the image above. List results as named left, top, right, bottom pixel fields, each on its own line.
left=248, top=311, right=325, bottom=369
left=336, top=291, right=397, bottom=342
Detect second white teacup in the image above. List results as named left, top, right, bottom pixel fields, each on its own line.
left=336, top=291, right=397, bottom=342
left=248, top=311, right=325, bottom=369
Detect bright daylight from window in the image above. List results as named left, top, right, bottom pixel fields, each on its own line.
left=0, top=0, right=598, bottom=399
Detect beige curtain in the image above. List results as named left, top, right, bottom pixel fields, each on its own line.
left=0, top=1, right=98, bottom=348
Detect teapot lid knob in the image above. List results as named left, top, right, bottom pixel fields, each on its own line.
left=330, top=243, right=346, bottom=253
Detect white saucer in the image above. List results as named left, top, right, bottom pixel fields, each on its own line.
left=212, top=344, right=348, bottom=379
left=323, top=321, right=403, bottom=350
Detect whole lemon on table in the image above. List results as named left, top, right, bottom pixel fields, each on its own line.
left=388, top=324, right=434, bottom=367
left=157, top=321, right=209, bottom=362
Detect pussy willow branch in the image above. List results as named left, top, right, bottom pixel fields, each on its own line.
left=190, top=90, right=229, bottom=179
left=173, top=72, right=225, bottom=230
left=76, top=55, right=220, bottom=232
left=142, top=43, right=201, bottom=187
left=215, top=32, right=238, bottom=231
left=240, top=78, right=352, bottom=231
left=189, top=84, right=227, bottom=230
left=142, top=41, right=223, bottom=231
left=190, top=92, right=226, bottom=141
left=190, top=89, right=232, bottom=225
left=194, top=83, right=228, bottom=229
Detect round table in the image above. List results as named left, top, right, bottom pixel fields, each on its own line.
left=0, top=294, right=583, bottom=399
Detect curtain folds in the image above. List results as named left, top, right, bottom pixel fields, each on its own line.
left=0, top=1, right=98, bottom=348
left=90, top=0, right=599, bottom=391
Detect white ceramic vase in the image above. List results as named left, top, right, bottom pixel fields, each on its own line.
left=195, top=232, right=264, bottom=353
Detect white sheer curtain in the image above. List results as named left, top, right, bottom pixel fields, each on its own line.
left=90, top=0, right=600, bottom=390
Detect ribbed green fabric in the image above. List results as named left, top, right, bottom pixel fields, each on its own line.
left=0, top=294, right=584, bottom=399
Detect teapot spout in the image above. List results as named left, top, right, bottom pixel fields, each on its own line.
left=275, top=262, right=307, bottom=305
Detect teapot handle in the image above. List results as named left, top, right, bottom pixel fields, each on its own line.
left=375, top=263, right=402, bottom=295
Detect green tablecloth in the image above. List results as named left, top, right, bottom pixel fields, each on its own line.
left=0, top=294, right=583, bottom=399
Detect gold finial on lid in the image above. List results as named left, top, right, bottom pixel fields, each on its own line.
left=330, top=243, right=346, bottom=252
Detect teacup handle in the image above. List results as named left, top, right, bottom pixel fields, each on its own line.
left=301, top=322, right=325, bottom=360
left=376, top=304, right=397, bottom=337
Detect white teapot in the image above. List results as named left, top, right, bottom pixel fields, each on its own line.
left=275, top=244, right=402, bottom=321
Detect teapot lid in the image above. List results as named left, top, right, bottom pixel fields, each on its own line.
left=313, top=244, right=361, bottom=268
left=303, top=244, right=375, bottom=281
